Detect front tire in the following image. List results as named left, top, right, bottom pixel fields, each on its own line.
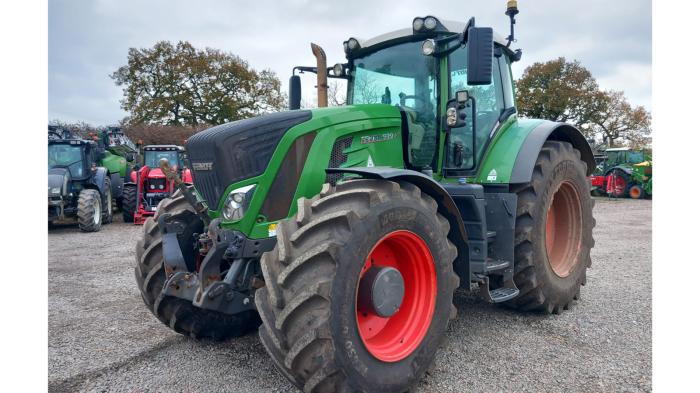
left=506, top=141, right=595, bottom=314
left=256, top=179, right=459, bottom=393
left=122, top=183, right=136, bottom=223
left=77, top=189, right=102, bottom=232
left=134, top=188, right=259, bottom=339
left=629, top=184, right=644, bottom=199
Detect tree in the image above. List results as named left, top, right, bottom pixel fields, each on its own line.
left=516, top=57, right=600, bottom=127
left=111, top=41, right=285, bottom=126
left=588, top=90, right=651, bottom=148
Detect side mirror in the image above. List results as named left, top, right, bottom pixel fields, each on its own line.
left=126, top=152, right=135, bottom=162
left=467, top=27, right=493, bottom=85
left=289, top=75, right=302, bottom=110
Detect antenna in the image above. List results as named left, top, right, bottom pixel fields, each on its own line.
left=505, top=0, right=519, bottom=47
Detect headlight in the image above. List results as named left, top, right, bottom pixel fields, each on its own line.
left=421, top=39, right=436, bottom=56
left=50, top=187, right=61, bottom=195
left=347, top=38, right=359, bottom=50
left=150, top=184, right=155, bottom=190
left=424, top=16, right=438, bottom=30
left=159, top=184, right=164, bottom=190
left=412, top=17, right=424, bottom=31
left=446, top=107, right=458, bottom=127
left=333, top=63, right=344, bottom=76
left=222, top=184, right=256, bottom=221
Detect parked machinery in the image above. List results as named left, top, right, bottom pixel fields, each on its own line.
left=48, top=126, right=113, bottom=231
left=122, top=145, right=192, bottom=224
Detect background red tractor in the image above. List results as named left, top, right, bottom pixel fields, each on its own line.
left=122, top=145, right=192, bottom=224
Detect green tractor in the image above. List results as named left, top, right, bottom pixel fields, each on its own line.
left=93, top=126, right=139, bottom=209
left=48, top=126, right=114, bottom=231
left=135, top=3, right=595, bottom=391
left=590, top=147, right=652, bottom=199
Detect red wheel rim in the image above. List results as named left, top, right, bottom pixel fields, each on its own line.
left=630, top=186, right=641, bottom=199
left=356, top=230, right=436, bottom=362
left=606, top=172, right=626, bottom=197
left=545, top=181, right=583, bottom=277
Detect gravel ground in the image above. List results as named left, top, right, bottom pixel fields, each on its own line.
left=48, top=197, right=651, bottom=392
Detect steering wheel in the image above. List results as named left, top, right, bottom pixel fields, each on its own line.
left=399, top=93, right=427, bottom=107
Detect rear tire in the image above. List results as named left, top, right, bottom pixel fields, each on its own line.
left=506, top=141, right=595, bottom=314
left=134, top=188, right=259, bottom=339
left=77, top=189, right=102, bottom=232
left=122, top=183, right=136, bottom=223
left=256, top=179, right=459, bottom=393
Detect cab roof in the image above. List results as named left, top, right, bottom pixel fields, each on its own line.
left=357, top=18, right=508, bottom=50
left=143, top=145, right=184, bottom=151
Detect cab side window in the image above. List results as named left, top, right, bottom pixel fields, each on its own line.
left=447, top=48, right=505, bottom=169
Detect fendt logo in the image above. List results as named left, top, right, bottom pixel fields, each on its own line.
left=192, top=162, right=213, bottom=171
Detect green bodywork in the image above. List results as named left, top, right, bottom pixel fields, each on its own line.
left=99, top=151, right=130, bottom=177
left=206, top=104, right=553, bottom=239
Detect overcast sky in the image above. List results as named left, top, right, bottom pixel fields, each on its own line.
left=48, top=0, right=651, bottom=125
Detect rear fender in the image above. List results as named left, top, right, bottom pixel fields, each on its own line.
left=510, top=121, right=596, bottom=183
left=325, top=166, right=470, bottom=274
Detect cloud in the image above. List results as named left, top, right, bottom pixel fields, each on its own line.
left=49, top=0, right=651, bottom=124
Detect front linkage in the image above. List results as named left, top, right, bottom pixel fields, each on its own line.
left=157, top=161, right=274, bottom=316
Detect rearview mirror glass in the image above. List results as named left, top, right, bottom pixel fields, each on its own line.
left=289, top=75, right=302, bottom=110
left=467, top=27, right=493, bottom=85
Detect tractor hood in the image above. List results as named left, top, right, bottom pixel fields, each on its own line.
left=186, top=110, right=312, bottom=208
left=48, top=168, right=70, bottom=197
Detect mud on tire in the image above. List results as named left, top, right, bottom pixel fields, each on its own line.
left=506, top=141, right=595, bottom=314
left=255, top=179, right=459, bottom=393
left=134, top=187, right=259, bottom=339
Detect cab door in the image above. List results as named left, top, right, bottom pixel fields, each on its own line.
left=443, top=47, right=514, bottom=176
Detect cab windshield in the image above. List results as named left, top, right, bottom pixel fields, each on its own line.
left=144, top=150, right=179, bottom=168
left=348, top=41, right=438, bottom=168
left=48, top=144, right=85, bottom=178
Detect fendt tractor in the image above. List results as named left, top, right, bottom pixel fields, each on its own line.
left=48, top=126, right=114, bottom=231
left=590, top=147, right=652, bottom=199
left=122, top=145, right=192, bottom=224
left=134, top=3, right=596, bottom=392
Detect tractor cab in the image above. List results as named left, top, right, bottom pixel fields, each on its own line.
left=290, top=15, right=520, bottom=178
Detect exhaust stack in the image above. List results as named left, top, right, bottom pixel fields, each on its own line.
left=311, top=43, right=328, bottom=107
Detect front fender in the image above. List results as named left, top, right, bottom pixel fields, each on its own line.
left=325, top=166, right=469, bottom=255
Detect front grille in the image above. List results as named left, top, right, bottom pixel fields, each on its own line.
left=325, top=136, right=353, bottom=185
left=186, top=111, right=312, bottom=208
left=145, top=178, right=166, bottom=191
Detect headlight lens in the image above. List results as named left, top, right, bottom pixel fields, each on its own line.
left=347, top=38, right=359, bottom=50
left=222, top=184, right=256, bottom=221
left=424, top=16, right=438, bottom=30
left=333, top=63, right=344, bottom=76
left=412, top=17, right=424, bottom=31
left=50, top=187, right=61, bottom=195
left=421, top=39, right=436, bottom=56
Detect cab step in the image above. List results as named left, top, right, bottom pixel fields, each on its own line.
left=488, top=287, right=519, bottom=302
left=484, top=259, right=509, bottom=273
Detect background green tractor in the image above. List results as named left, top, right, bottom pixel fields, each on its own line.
left=590, top=147, right=652, bottom=199
left=93, top=126, right=139, bottom=210
left=134, top=3, right=596, bottom=392
left=48, top=126, right=113, bottom=231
